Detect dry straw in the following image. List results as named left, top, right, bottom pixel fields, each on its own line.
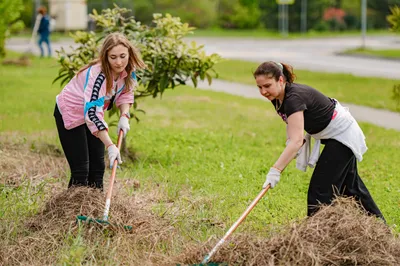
left=1, top=139, right=399, bottom=265
left=179, top=197, right=400, bottom=265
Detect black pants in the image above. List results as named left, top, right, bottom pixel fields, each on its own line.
left=54, top=105, right=105, bottom=189
left=308, top=139, right=385, bottom=222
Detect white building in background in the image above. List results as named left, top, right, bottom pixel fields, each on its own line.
left=48, top=0, right=88, bottom=31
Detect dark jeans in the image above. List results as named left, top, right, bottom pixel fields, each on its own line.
left=308, top=139, right=385, bottom=222
left=54, top=104, right=105, bottom=189
left=38, top=33, right=51, bottom=57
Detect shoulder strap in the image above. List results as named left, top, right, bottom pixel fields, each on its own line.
left=83, top=66, right=92, bottom=91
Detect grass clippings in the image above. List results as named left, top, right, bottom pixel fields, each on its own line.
left=178, top=197, right=400, bottom=266
left=0, top=141, right=66, bottom=187
left=1, top=140, right=399, bottom=265
left=1, top=186, right=184, bottom=265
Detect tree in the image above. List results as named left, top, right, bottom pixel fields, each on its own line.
left=0, top=0, right=25, bottom=57
left=54, top=5, right=221, bottom=122
left=387, top=5, right=400, bottom=111
left=387, top=5, right=400, bottom=31
left=367, top=0, right=400, bottom=28
left=218, top=0, right=261, bottom=29
left=258, top=0, right=335, bottom=32
left=152, top=0, right=218, bottom=28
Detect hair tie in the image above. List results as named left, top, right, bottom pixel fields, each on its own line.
left=275, top=62, right=283, bottom=70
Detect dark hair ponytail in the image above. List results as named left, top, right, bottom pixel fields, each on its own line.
left=253, top=61, right=296, bottom=83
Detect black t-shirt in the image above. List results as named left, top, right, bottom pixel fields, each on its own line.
left=271, top=83, right=335, bottom=134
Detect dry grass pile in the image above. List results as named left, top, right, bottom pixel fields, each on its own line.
left=2, top=139, right=399, bottom=265
left=1, top=55, right=32, bottom=66
left=0, top=186, right=184, bottom=265
left=178, top=197, right=400, bottom=266
left=0, top=142, right=66, bottom=186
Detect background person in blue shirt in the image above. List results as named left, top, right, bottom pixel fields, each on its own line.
left=33, top=6, right=52, bottom=57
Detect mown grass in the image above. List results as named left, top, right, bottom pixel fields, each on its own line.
left=10, top=30, right=73, bottom=42
left=341, top=47, right=400, bottom=60
left=11, top=28, right=394, bottom=42
left=213, top=59, right=400, bottom=112
left=192, top=28, right=393, bottom=39
left=1, top=51, right=399, bottom=263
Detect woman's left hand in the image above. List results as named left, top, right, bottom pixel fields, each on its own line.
left=117, top=115, right=130, bottom=138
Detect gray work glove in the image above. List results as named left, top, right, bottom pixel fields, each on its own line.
left=263, top=167, right=281, bottom=189
left=107, top=144, right=122, bottom=168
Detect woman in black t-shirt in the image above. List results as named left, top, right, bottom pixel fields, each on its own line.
left=254, top=61, right=384, bottom=221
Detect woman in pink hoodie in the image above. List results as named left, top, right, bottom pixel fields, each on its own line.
left=54, top=32, right=146, bottom=189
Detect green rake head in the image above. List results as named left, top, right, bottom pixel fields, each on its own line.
left=76, top=215, right=133, bottom=231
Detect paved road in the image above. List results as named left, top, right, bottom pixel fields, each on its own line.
left=7, top=35, right=400, bottom=79
left=5, top=36, right=400, bottom=131
left=189, top=36, right=400, bottom=80
left=194, top=79, right=400, bottom=131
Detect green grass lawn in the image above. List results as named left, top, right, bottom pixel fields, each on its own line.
left=10, top=30, right=73, bottom=42
left=12, top=28, right=394, bottom=41
left=1, top=51, right=399, bottom=263
left=213, top=59, right=400, bottom=112
left=341, top=47, right=400, bottom=60
left=192, top=28, right=394, bottom=39
left=1, top=51, right=399, bottom=226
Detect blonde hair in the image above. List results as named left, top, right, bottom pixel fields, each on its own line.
left=78, top=32, right=146, bottom=94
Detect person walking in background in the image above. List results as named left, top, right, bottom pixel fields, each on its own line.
left=54, top=32, right=146, bottom=189
left=32, top=6, right=51, bottom=57
left=254, top=61, right=385, bottom=222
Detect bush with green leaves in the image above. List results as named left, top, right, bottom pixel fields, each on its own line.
left=148, top=0, right=218, bottom=28
left=387, top=5, right=400, bottom=111
left=218, top=0, right=261, bottom=29
left=387, top=5, right=400, bottom=33
left=54, top=5, right=221, bottom=121
left=0, top=0, right=25, bottom=57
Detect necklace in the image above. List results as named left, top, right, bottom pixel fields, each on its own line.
left=275, top=99, right=283, bottom=111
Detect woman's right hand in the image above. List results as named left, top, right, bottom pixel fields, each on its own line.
left=263, top=167, right=281, bottom=189
left=107, top=144, right=122, bottom=168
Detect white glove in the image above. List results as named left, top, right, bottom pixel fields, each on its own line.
left=107, top=144, right=122, bottom=168
left=117, top=116, right=130, bottom=138
left=263, top=167, right=281, bottom=189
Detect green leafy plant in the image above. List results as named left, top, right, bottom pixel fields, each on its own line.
left=387, top=5, right=400, bottom=32
left=392, top=84, right=400, bottom=111
left=387, top=5, right=400, bottom=111
left=54, top=5, right=221, bottom=122
left=0, top=0, right=25, bottom=57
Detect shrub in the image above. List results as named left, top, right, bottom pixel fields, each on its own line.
left=387, top=5, right=400, bottom=111
left=54, top=5, right=222, bottom=121
left=387, top=5, right=400, bottom=32
left=0, top=0, right=25, bottom=57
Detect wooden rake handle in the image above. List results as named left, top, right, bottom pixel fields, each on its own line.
left=103, top=130, right=124, bottom=221
left=202, top=184, right=271, bottom=264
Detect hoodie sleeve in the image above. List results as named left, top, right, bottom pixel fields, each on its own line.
left=84, top=70, right=108, bottom=135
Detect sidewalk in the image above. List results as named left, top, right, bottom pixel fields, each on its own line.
left=195, top=79, right=400, bottom=132
left=6, top=38, right=400, bottom=131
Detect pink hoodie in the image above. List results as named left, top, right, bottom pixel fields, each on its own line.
left=56, top=63, right=135, bottom=135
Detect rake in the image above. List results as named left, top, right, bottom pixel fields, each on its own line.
left=201, top=184, right=271, bottom=264
left=76, top=130, right=132, bottom=230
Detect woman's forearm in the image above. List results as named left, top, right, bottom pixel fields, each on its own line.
left=119, top=103, right=131, bottom=115
left=274, top=140, right=303, bottom=171
left=97, top=130, right=113, bottom=147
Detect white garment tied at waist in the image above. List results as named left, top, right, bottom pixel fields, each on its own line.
left=295, top=100, right=367, bottom=172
